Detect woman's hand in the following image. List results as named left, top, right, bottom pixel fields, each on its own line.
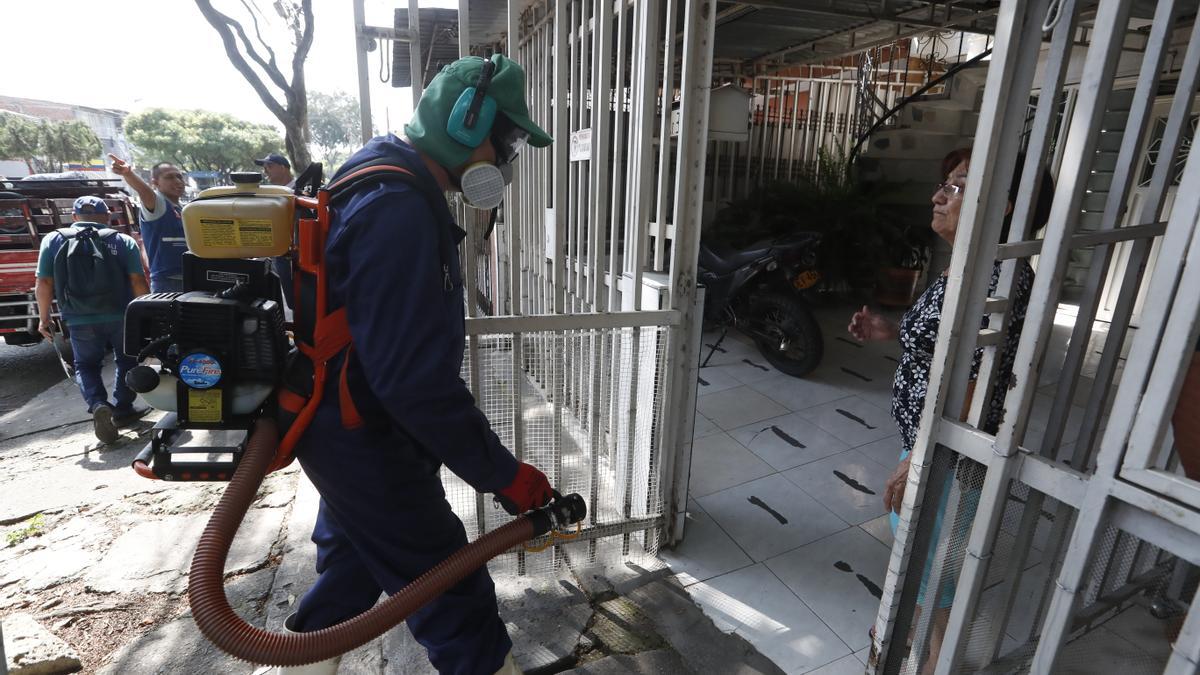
left=883, top=455, right=912, bottom=514
left=848, top=305, right=898, bottom=342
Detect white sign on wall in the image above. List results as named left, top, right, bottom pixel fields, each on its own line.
left=569, top=128, right=592, bottom=162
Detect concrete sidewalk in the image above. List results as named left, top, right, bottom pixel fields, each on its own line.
left=0, top=374, right=782, bottom=674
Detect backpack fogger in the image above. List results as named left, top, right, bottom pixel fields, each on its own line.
left=121, top=168, right=586, bottom=668
left=124, top=172, right=294, bottom=480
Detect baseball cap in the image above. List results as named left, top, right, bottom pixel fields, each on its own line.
left=73, top=196, right=110, bottom=215
left=405, top=54, right=552, bottom=170
left=254, top=153, right=290, bottom=168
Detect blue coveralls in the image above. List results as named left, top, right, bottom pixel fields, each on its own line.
left=290, top=135, right=520, bottom=674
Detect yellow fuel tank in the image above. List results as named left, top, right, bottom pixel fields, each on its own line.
left=182, top=173, right=294, bottom=258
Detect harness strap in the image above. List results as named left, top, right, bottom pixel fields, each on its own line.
left=338, top=343, right=365, bottom=430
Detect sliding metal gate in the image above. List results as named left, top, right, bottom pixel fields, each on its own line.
left=429, top=1, right=715, bottom=573
left=873, top=0, right=1200, bottom=672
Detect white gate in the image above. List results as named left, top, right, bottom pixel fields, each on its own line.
left=873, top=0, right=1200, bottom=672
left=423, top=1, right=715, bottom=574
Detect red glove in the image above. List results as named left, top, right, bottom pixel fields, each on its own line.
left=495, top=462, right=554, bottom=515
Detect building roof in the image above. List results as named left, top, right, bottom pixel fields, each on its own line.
left=0, top=95, right=126, bottom=123
left=711, top=1, right=1000, bottom=72
left=391, top=2, right=510, bottom=89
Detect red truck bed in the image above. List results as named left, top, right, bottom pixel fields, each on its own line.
left=0, top=177, right=142, bottom=345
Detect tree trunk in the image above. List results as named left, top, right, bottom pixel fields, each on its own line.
left=194, top=0, right=315, bottom=175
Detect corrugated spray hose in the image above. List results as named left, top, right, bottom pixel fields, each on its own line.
left=187, top=418, right=586, bottom=667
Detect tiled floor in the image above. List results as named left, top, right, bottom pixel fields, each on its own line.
left=662, top=307, right=907, bottom=673
left=657, top=304, right=1171, bottom=674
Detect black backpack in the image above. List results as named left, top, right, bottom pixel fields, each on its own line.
left=52, top=226, right=128, bottom=315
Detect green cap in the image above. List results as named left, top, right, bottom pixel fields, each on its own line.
left=404, top=54, right=553, bottom=170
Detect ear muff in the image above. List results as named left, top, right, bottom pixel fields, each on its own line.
left=447, top=58, right=498, bottom=149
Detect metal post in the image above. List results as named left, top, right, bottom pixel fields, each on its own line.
left=408, top=0, right=423, bottom=108
left=458, top=0, right=470, bottom=54
left=660, top=0, right=715, bottom=546
left=353, top=0, right=373, bottom=143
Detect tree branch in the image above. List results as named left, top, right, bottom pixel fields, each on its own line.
left=230, top=14, right=291, bottom=93
left=194, top=0, right=290, bottom=123
left=291, top=0, right=315, bottom=87
left=240, top=0, right=279, bottom=67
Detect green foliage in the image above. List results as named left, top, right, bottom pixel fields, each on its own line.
left=124, top=108, right=284, bottom=179
left=307, top=91, right=361, bottom=171
left=5, top=513, right=45, bottom=547
left=0, top=113, right=101, bottom=173
left=707, top=147, right=931, bottom=290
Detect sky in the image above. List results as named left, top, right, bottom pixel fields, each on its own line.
left=3, top=0, right=459, bottom=137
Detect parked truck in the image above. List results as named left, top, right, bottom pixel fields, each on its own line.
left=0, top=176, right=144, bottom=353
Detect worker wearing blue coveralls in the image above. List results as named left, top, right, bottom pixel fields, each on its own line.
left=266, top=55, right=555, bottom=675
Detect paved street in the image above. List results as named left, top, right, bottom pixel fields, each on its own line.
left=0, top=341, right=65, bottom=417
left=0, top=346, right=780, bottom=674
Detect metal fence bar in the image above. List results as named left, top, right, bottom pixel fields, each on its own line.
left=506, top=2, right=522, bottom=317
left=566, top=0, right=581, bottom=312
left=1073, top=17, right=1200, bottom=471
left=945, top=0, right=1133, bottom=668
left=870, top=0, right=1029, bottom=669
left=590, top=0, right=614, bottom=310
left=466, top=333, right=486, bottom=536
left=745, top=78, right=758, bottom=193
left=995, top=221, right=1166, bottom=259
left=786, top=80, right=801, bottom=180
left=1030, top=5, right=1175, bottom=667
left=652, top=0, right=678, bottom=274
left=627, top=0, right=661, bottom=306
left=606, top=0, right=630, bottom=311
left=963, top=2, right=1083, bottom=660
left=913, top=0, right=1055, bottom=663
left=1041, top=0, right=1184, bottom=463
left=772, top=79, right=785, bottom=179
left=552, top=0, right=569, bottom=315
left=1122, top=184, right=1200, bottom=473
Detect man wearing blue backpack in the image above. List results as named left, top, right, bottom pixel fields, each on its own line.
left=35, top=196, right=149, bottom=443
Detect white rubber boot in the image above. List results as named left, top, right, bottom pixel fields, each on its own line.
left=494, top=650, right=522, bottom=675
left=249, top=614, right=340, bottom=675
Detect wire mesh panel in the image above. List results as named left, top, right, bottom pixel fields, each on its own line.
left=1010, top=523, right=1179, bottom=674
left=885, top=446, right=989, bottom=675
left=444, top=325, right=669, bottom=576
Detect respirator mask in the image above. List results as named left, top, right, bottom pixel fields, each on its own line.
left=459, top=160, right=512, bottom=210
left=459, top=114, right=527, bottom=210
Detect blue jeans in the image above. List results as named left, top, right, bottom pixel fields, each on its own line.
left=271, top=256, right=295, bottom=309
left=150, top=275, right=183, bottom=293
left=68, top=320, right=136, bottom=413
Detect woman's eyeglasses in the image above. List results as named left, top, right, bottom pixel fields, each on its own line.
left=935, top=182, right=965, bottom=198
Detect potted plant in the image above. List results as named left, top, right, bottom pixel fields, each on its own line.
left=705, top=148, right=912, bottom=298
left=873, top=221, right=932, bottom=307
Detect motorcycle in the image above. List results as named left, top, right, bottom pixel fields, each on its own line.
left=698, top=232, right=824, bottom=377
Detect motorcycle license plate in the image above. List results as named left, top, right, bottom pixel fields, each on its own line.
left=793, top=270, right=820, bottom=290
